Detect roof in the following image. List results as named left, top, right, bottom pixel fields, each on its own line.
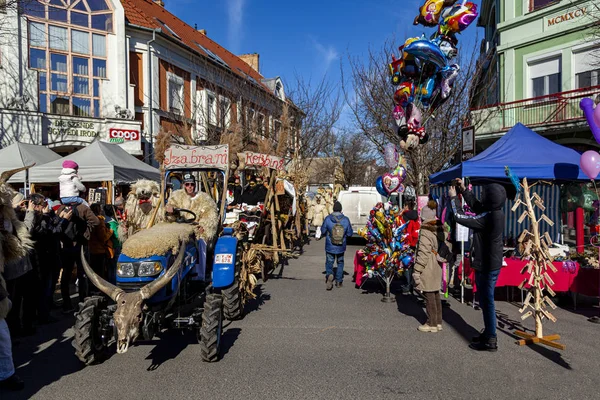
left=429, top=123, right=589, bottom=184
left=301, top=157, right=344, bottom=184
left=121, top=0, right=273, bottom=94
left=0, top=143, right=61, bottom=183
left=29, top=141, right=160, bottom=184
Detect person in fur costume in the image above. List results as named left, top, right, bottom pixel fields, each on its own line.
left=0, top=166, right=34, bottom=391
left=165, top=173, right=219, bottom=243
left=119, top=179, right=165, bottom=242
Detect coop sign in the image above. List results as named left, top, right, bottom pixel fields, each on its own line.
left=108, top=128, right=140, bottom=143
left=48, top=119, right=96, bottom=137
left=164, top=144, right=229, bottom=170
left=547, top=7, right=587, bottom=27
left=240, top=151, right=286, bottom=171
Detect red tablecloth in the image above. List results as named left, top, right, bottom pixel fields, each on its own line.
left=354, top=250, right=367, bottom=286
left=460, top=258, right=579, bottom=293
left=570, top=268, right=600, bottom=297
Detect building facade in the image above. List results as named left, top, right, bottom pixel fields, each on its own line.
left=0, top=0, right=297, bottom=162
left=472, top=0, right=600, bottom=152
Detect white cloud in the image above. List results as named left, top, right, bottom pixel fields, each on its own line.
left=313, top=40, right=339, bottom=71
left=226, top=0, right=246, bottom=53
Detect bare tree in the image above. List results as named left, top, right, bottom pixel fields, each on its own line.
left=334, top=130, right=384, bottom=187
left=342, top=36, right=493, bottom=194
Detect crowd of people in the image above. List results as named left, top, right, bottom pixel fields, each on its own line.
left=0, top=160, right=125, bottom=391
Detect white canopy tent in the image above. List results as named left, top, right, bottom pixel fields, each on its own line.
left=29, top=140, right=160, bottom=184
left=0, top=142, right=62, bottom=194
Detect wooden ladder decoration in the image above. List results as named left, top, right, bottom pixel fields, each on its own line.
left=512, top=178, right=566, bottom=350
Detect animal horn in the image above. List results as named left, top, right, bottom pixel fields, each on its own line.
left=0, top=164, right=35, bottom=184
left=140, top=240, right=187, bottom=300
left=80, top=247, right=123, bottom=301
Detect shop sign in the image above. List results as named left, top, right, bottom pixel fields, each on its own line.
left=164, top=144, right=229, bottom=170
left=546, top=7, right=587, bottom=27
left=239, top=151, right=286, bottom=171
left=48, top=119, right=97, bottom=138
left=462, top=125, right=475, bottom=161
left=108, top=128, right=140, bottom=143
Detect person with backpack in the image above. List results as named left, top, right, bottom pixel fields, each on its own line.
left=319, top=201, right=353, bottom=290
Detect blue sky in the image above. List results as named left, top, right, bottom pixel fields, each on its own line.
left=166, top=0, right=481, bottom=124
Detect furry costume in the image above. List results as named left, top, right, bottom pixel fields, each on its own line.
left=0, top=167, right=35, bottom=320
left=119, top=179, right=164, bottom=241
left=166, top=189, right=219, bottom=243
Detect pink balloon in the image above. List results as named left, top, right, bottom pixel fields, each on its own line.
left=580, top=150, right=600, bottom=180
left=384, top=143, right=398, bottom=169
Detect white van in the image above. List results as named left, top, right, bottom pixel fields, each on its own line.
left=337, top=187, right=394, bottom=235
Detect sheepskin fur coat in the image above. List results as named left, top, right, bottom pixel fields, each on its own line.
left=119, top=179, right=164, bottom=241
left=166, top=189, right=219, bottom=243
left=0, top=203, right=34, bottom=320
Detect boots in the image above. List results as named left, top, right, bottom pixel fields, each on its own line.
left=469, top=335, right=498, bottom=352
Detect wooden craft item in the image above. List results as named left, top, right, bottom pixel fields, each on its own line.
left=518, top=211, right=528, bottom=224
left=518, top=278, right=528, bottom=290
left=540, top=214, right=554, bottom=226
left=518, top=230, right=530, bottom=243
left=544, top=296, right=557, bottom=310
left=512, top=200, right=522, bottom=212
left=542, top=309, right=557, bottom=323
left=546, top=261, right=557, bottom=273
left=543, top=272, right=555, bottom=287
left=544, top=232, right=552, bottom=246
left=521, top=311, right=533, bottom=320
left=534, top=200, right=546, bottom=211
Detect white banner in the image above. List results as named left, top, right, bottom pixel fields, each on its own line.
left=164, top=144, right=229, bottom=170
left=239, top=151, right=286, bottom=171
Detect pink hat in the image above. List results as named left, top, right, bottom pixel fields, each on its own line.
left=62, top=160, right=78, bottom=169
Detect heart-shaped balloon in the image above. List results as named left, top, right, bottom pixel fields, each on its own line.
left=382, top=173, right=402, bottom=194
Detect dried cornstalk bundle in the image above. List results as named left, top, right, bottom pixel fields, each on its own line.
left=154, top=129, right=173, bottom=166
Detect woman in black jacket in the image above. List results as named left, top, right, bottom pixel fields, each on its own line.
left=449, top=180, right=506, bottom=352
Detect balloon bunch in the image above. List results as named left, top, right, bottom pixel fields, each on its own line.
left=580, top=98, right=600, bottom=145
left=376, top=144, right=408, bottom=197
left=357, top=202, right=414, bottom=278
left=389, top=0, right=478, bottom=150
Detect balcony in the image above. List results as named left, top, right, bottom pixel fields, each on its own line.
left=471, top=85, right=600, bottom=137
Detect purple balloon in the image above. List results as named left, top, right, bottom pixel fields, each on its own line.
left=580, top=150, right=600, bottom=180
left=384, top=143, right=398, bottom=169
left=581, top=98, right=600, bottom=145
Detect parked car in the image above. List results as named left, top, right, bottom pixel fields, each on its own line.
left=337, top=187, right=394, bottom=235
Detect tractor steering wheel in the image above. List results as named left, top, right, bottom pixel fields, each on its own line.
left=173, top=208, right=197, bottom=224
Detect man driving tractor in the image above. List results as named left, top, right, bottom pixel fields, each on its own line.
left=165, top=172, right=219, bottom=243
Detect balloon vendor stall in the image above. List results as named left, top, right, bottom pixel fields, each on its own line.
left=388, top=0, right=478, bottom=150
left=356, top=202, right=416, bottom=302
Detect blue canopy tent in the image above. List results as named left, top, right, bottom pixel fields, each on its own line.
left=430, top=123, right=588, bottom=184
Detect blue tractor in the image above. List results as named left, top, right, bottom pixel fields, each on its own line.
left=72, top=146, right=244, bottom=365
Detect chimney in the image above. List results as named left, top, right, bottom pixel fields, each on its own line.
left=153, top=0, right=164, bottom=6
left=199, top=29, right=207, bottom=35
left=239, top=53, right=260, bottom=74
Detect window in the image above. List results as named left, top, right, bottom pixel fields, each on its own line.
left=528, top=57, right=561, bottom=97
left=0, top=0, right=6, bottom=13
left=273, top=120, right=281, bottom=140
left=574, top=48, right=600, bottom=89
left=531, top=0, right=559, bottom=12
left=219, top=97, right=231, bottom=128
left=257, top=113, right=265, bottom=136
left=156, top=18, right=180, bottom=39
left=207, top=93, right=216, bottom=125
left=25, top=1, right=112, bottom=116
left=167, top=72, right=184, bottom=114
left=196, top=43, right=229, bottom=69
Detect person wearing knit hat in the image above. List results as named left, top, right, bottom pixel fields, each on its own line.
left=59, top=159, right=87, bottom=206
left=319, top=200, right=353, bottom=290
left=11, top=192, right=25, bottom=209
left=413, top=199, right=444, bottom=333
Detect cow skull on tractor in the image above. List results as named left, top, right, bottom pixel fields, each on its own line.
left=80, top=241, right=187, bottom=353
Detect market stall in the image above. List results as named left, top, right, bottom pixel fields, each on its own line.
left=29, top=140, right=160, bottom=203
left=0, top=142, right=61, bottom=195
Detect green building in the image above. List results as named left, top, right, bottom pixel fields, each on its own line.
left=472, top=0, right=600, bottom=152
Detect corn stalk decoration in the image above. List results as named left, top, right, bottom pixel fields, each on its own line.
left=512, top=176, right=565, bottom=350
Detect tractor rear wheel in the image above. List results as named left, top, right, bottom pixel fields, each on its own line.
left=222, top=245, right=245, bottom=321
left=199, top=294, right=223, bottom=362
left=72, top=296, right=109, bottom=366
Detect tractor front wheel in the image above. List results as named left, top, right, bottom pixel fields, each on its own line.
left=199, top=294, right=223, bottom=362
left=222, top=245, right=245, bottom=321
left=72, top=296, right=109, bottom=366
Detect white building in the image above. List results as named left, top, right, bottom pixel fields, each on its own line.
left=0, top=0, right=295, bottom=162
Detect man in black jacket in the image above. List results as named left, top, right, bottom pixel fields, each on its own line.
left=449, top=179, right=506, bottom=352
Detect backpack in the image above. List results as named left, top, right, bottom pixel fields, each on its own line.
left=330, top=215, right=345, bottom=246
left=64, top=206, right=87, bottom=244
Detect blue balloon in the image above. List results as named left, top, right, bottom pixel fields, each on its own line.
left=401, top=255, right=413, bottom=266
left=375, top=176, right=388, bottom=197
left=404, top=39, right=448, bottom=69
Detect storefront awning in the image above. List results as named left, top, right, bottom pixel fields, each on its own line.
left=0, top=142, right=61, bottom=183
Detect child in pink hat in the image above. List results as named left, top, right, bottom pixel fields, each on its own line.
left=59, top=160, right=87, bottom=205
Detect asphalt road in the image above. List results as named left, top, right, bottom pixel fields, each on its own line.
left=4, top=238, right=600, bottom=400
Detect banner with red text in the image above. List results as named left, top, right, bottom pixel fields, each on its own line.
left=238, top=151, right=286, bottom=171
left=164, top=144, right=229, bottom=170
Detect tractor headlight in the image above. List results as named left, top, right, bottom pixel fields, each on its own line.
left=117, top=263, right=135, bottom=277
left=138, top=262, right=163, bottom=277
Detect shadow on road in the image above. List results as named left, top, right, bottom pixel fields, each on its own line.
left=3, top=315, right=83, bottom=400
left=145, top=330, right=196, bottom=371
left=395, top=292, right=427, bottom=325
left=244, top=284, right=271, bottom=316
left=220, top=327, right=241, bottom=359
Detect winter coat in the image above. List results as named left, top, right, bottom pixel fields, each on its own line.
left=89, top=215, right=114, bottom=256
left=105, top=217, right=121, bottom=253
left=240, top=186, right=260, bottom=206
left=166, top=189, right=219, bottom=243
left=451, top=184, right=506, bottom=272
left=311, top=202, right=328, bottom=227
left=59, top=168, right=86, bottom=198
left=413, top=222, right=443, bottom=292
left=57, top=203, right=100, bottom=246
left=321, top=212, right=353, bottom=254
left=255, top=185, right=268, bottom=204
